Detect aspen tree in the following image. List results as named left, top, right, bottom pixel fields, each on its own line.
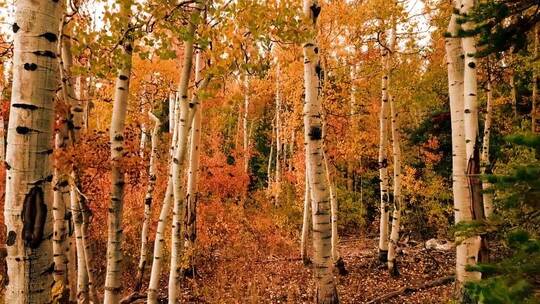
left=378, top=28, right=391, bottom=263
left=302, top=0, right=339, bottom=301
left=300, top=170, right=311, bottom=265
left=275, top=61, right=282, bottom=198
left=446, top=0, right=481, bottom=296
left=243, top=74, right=250, bottom=174
left=386, top=21, right=403, bottom=276
left=267, top=119, right=275, bottom=189
left=170, top=9, right=199, bottom=301
left=74, top=74, right=99, bottom=304
left=4, top=0, right=63, bottom=301
left=53, top=28, right=75, bottom=300
left=103, top=21, right=134, bottom=304
left=461, top=0, right=483, bottom=276
left=134, top=111, right=161, bottom=291
left=481, top=64, right=493, bottom=217
left=60, top=34, right=90, bottom=303
left=184, top=49, right=209, bottom=270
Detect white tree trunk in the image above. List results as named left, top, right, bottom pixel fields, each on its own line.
left=184, top=49, right=208, bottom=269
left=323, top=150, right=339, bottom=264
left=385, top=21, right=402, bottom=276
left=169, top=24, right=196, bottom=303
left=169, top=92, right=175, bottom=133
left=300, top=170, right=311, bottom=265
left=147, top=164, right=174, bottom=304
left=4, top=0, right=62, bottom=301
left=134, top=112, right=160, bottom=291
left=53, top=31, right=75, bottom=300
left=275, top=63, right=282, bottom=195
left=243, top=74, right=250, bottom=174
left=378, top=30, right=391, bottom=262
left=267, top=120, right=275, bottom=189
left=302, top=0, right=339, bottom=302
left=446, top=0, right=481, bottom=295
left=386, top=88, right=402, bottom=276
left=481, top=66, right=493, bottom=217
left=103, top=37, right=133, bottom=304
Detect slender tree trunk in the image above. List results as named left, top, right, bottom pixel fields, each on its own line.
left=301, top=170, right=311, bottom=265
left=481, top=65, right=494, bottom=217
left=385, top=21, right=402, bottom=276
left=275, top=63, right=282, bottom=202
left=169, top=92, right=175, bottom=132
left=243, top=74, right=250, bottom=174
left=134, top=112, right=160, bottom=292
left=104, top=35, right=133, bottom=304
left=183, top=49, right=210, bottom=272
left=74, top=70, right=99, bottom=304
left=302, top=0, right=339, bottom=302
left=386, top=80, right=402, bottom=277
left=147, top=181, right=173, bottom=304
left=170, top=21, right=196, bottom=303
left=4, top=0, right=62, bottom=301
left=267, top=120, right=275, bottom=189
left=378, top=29, right=391, bottom=263
left=53, top=29, right=75, bottom=301
left=323, top=149, right=340, bottom=266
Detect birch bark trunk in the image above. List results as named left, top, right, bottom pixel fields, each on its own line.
left=481, top=65, right=493, bottom=217
left=301, top=170, right=311, bottom=265
left=53, top=29, right=74, bottom=301
left=302, top=0, right=339, bottom=302
left=378, top=30, right=391, bottom=263
left=267, top=120, right=275, bottom=189
left=243, top=74, right=250, bottom=174
left=103, top=35, right=133, bottom=304
left=169, top=20, right=196, bottom=303
left=385, top=22, right=402, bottom=276
left=134, top=112, right=160, bottom=291
left=183, top=49, right=209, bottom=272
left=386, top=86, right=402, bottom=277
left=4, top=0, right=63, bottom=301
left=446, top=0, right=481, bottom=296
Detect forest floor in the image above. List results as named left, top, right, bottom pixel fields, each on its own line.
left=169, top=203, right=456, bottom=304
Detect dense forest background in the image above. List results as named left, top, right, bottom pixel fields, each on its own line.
left=0, top=0, right=538, bottom=303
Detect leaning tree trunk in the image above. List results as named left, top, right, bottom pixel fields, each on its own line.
left=481, top=64, right=493, bottom=217
left=169, top=20, right=196, bottom=303
left=302, top=0, right=339, bottom=302
left=4, top=0, right=63, bottom=301
left=134, top=112, right=161, bottom=292
left=103, top=36, right=133, bottom=304
left=377, top=28, right=391, bottom=263
left=147, top=151, right=175, bottom=303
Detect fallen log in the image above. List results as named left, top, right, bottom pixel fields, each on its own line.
left=366, top=275, right=455, bottom=304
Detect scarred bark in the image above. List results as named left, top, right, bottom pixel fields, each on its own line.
left=4, top=0, right=63, bottom=301
left=302, top=0, right=339, bottom=302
